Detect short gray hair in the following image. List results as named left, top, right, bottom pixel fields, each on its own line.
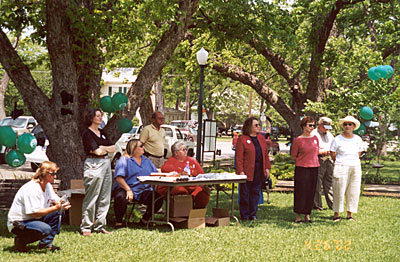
left=171, top=141, right=186, bottom=156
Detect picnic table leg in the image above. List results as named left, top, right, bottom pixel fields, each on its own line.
left=231, top=183, right=239, bottom=226
left=216, top=184, right=219, bottom=209
left=147, top=185, right=174, bottom=232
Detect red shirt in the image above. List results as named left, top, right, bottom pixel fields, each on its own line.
left=161, top=156, right=204, bottom=176
left=235, top=134, right=271, bottom=181
left=291, top=136, right=320, bottom=167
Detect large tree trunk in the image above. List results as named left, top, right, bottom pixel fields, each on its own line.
left=0, top=0, right=200, bottom=189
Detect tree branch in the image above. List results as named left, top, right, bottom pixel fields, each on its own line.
left=212, top=60, right=302, bottom=134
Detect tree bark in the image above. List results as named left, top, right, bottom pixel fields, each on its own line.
left=0, top=71, right=10, bottom=120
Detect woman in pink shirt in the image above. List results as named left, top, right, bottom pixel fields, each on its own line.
left=291, top=116, right=319, bottom=223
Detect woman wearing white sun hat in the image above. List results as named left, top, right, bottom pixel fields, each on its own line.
left=330, top=116, right=364, bottom=222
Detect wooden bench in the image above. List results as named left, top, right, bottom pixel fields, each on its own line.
left=0, top=179, right=60, bottom=210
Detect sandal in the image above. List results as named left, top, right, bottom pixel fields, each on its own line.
left=295, top=219, right=303, bottom=223
left=333, top=217, right=341, bottom=222
left=346, top=217, right=355, bottom=221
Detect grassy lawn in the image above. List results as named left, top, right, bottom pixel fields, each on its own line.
left=1, top=192, right=399, bottom=261
left=363, top=160, right=400, bottom=184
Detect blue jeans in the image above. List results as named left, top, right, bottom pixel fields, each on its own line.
left=11, top=211, right=62, bottom=247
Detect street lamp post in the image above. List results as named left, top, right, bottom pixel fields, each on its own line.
left=196, top=48, right=209, bottom=163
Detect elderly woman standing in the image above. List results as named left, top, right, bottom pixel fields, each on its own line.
left=235, top=117, right=271, bottom=221
left=291, top=116, right=319, bottom=223
left=80, top=108, right=115, bottom=236
left=113, top=139, right=163, bottom=227
left=330, top=116, right=364, bottom=222
left=158, top=141, right=210, bottom=209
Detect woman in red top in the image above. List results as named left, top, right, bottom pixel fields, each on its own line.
left=158, top=141, right=209, bottom=209
left=235, top=117, right=271, bottom=221
left=291, top=116, right=320, bottom=223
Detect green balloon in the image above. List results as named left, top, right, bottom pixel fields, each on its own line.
left=0, top=126, right=17, bottom=147
left=383, top=65, right=393, bottom=79
left=5, top=149, right=26, bottom=168
left=368, top=67, right=379, bottom=81
left=360, top=106, right=373, bottom=120
left=17, top=133, right=37, bottom=154
left=100, top=96, right=113, bottom=113
left=374, top=65, right=386, bottom=78
left=117, top=118, right=133, bottom=133
left=354, top=123, right=366, bottom=136
left=111, top=93, right=128, bottom=111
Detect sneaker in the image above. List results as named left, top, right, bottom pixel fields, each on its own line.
left=14, top=236, right=28, bottom=252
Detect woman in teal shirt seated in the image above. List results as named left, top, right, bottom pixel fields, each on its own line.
left=113, top=139, right=163, bottom=228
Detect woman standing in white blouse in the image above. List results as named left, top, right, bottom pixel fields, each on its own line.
left=330, top=116, right=364, bottom=222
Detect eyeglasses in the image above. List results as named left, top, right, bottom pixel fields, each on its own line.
left=343, top=123, right=354, bottom=127
left=180, top=148, right=188, bottom=151
left=48, top=172, right=57, bottom=176
left=254, top=124, right=260, bottom=127
left=307, top=124, right=316, bottom=128
left=136, top=144, right=144, bottom=148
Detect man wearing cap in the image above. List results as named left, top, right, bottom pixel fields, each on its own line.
left=311, top=117, right=335, bottom=210
left=139, top=112, right=166, bottom=168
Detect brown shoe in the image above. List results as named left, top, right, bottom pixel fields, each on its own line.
left=81, top=231, right=92, bottom=236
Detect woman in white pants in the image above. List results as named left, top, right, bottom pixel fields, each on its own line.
left=330, top=116, right=364, bottom=222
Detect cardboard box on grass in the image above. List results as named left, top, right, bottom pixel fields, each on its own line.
left=205, top=208, right=230, bottom=227
left=169, top=208, right=207, bottom=229
left=170, top=194, right=193, bottom=218
left=69, top=179, right=85, bottom=226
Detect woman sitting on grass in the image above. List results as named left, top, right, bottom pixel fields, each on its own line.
left=113, top=139, right=163, bottom=228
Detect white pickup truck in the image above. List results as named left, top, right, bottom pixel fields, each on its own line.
left=112, top=124, right=195, bottom=168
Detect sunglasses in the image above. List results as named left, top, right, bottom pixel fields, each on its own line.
left=136, top=144, right=144, bottom=148
left=48, top=172, right=57, bottom=176
left=307, top=124, right=316, bottom=128
left=254, top=124, right=260, bottom=127
left=343, top=123, right=354, bottom=127
left=180, top=148, right=188, bottom=151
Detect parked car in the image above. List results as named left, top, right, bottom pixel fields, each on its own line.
left=26, top=125, right=48, bottom=171
left=231, top=125, right=243, bottom=137
left=259, top=131, right=280, bottom=155
left=0, top=116, right=37, bottom=164
left=169, top=120, right=197, bottom=142
left=111, top=124, right=195, bottom=169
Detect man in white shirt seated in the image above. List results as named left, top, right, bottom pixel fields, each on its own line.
left=7, top=161, right=71, bottom=252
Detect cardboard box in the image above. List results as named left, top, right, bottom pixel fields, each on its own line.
left=206, top=208, right=230, bottom=227
left=69, top=192, right=84, bottom=226
left=169, top=195, right=193, bottom=218
left=69, top=179, right=85, bottom=226
left=170, top=208, right=207, bottom=229
left=71, top=179, right=84, bottom=189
